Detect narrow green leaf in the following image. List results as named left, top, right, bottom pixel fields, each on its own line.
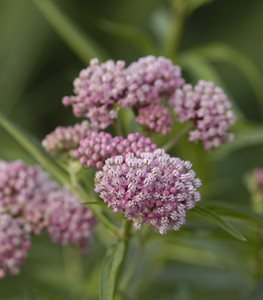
left=194, top=205, right=247, bottom=241
left=100, top=20, right=157, bottom=55
left=0, top=112, right=68, bottom=185
left=100, top=241, right=125, bottom=300
left=194, top=43, right=263, bottom=113
left=214, top=126, right=263, bottom=159
left=175, top=0, right=214, bottom=16
left=178, top=52, right=223, bottom=84
left=178, top=52, right=245, bottom=120
left=202, top=201, right=263, bottom=226
left=32, top=0, right=108, bottom=62
left=0, top=0, right=49, bottom=114
left=186, top=0, right=214, bottom=14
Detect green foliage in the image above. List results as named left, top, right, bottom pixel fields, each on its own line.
left=214, top=126, right=263, bottom=159
left=100, top=20, right=157, bottom=55
left=194, top=205, right=247, bottom=241
left=100, top=241, right=125, bottom=300
left=33, top=0, right=108, bottom=62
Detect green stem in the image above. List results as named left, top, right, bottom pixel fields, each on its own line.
left=163, top=123, right=193, bottom=151
left=70, top=185, right=119, bottom=237
left=32, top=0, right=107, bottom=62
left=255, top=230, right=263, bottom=281
left=163, top=2, right=187, bottom=58
left=114, top=114, right=124, bottom=136
left=114, top=220, right=132, bottom=296
left=120, top=243, right=143, bottom=292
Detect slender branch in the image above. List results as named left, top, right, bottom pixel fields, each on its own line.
left=163, top=2, right=187, bottom=58
left=114, top=220, right=132, bottom=296
left=163, top=123, right=193, bottom=151
left=32, top=0, right=107, bottom=62
left=70, top=185, right=119, bottom=237
left=255, top=230, right=263, bottom=281
left=119, top=243, right=143, bottom=292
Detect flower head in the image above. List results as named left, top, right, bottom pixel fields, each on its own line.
left=42, top=121, right=91, bottom=156
left=0, top=214, right=31, bottom=278
left=76, top=132, right=157, bottom=169
left=120, top=56, right=184, bottom=108
left=135, top=105, right=173, bottom=134
left=63, top=58, right=127, bottom=129
left=169, top=80, right=236, bottom=149
left=75, top=131, right=122, bottom=169
left=116, top=133, right=157, bottom=158
left=253, top=169, right=263, bottom=191
left=46, top=190, right=96, bottom=253
left=0, top=161, right=58, bottom=234
left=95, top=149, right=201, bottom=234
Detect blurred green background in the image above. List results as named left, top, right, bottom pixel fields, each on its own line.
left=1, top=0, right=263, bottom=299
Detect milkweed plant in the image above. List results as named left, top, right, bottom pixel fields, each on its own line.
left=1, top=0, right=263, bottom=299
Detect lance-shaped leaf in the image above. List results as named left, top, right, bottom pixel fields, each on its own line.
left=100, top=241, right=125, bottom=300
left=194, top=205, right=247, bottom=241
left=100, top=20, right=157, bottom=55
left=201, top=201, right=263, bottom=226
left=214, top=126, right=263, bottom=159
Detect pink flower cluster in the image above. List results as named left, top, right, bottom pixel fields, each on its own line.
left=0, top=160, right=95, bottom=278
left=46, top=190, right=96, bottom=253
left=75, top=132, right=157, bottom=169
left=0, top=214, right=31, bottom=278
left=63, top=56, right=184, bottom=134
left=95, top=149, right=201, bottom=234
left=42, top=121, right=91, bottom=156
left=253, top=169, right=263, bottom=191
left=169, top=80, right=236, bottom=149
left=135, top=105, right=173, bottom=134
left=120, top=56, right=184, bottom=108
left=63, top=59, right=127, bottom=129
left=0, top=160, right=58, bottom=234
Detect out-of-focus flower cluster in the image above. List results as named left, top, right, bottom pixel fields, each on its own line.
left=42, top=121, right=91, bottom=157
left=247, top=169, right=263, bottom=215
left=0, top=214, right=31, bottom=278
left=95, top=149, right=201, bottom=234
left=169, top=80, right=236, bottom=149
left=253, top=169, right=263, bottom=192
left=0, top=160, right=95, bottom=278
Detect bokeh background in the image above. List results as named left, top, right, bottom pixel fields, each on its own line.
left=0, top=0, right=263, bottom=299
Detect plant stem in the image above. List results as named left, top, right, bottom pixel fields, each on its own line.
left=32, top=0, right=107, bottom=62
left=114, top=220, right=132, bottom=296
left=163, top=1, right=187, bottom=58
left=72, top=185, right=119, bottom=237
left=255, top=230, right=263, bottom=281
left=163, top=123, right=193, bottom=151
left=114, top=114, right=124, bottom=136
left=119, top=243, right=143, bottom=293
